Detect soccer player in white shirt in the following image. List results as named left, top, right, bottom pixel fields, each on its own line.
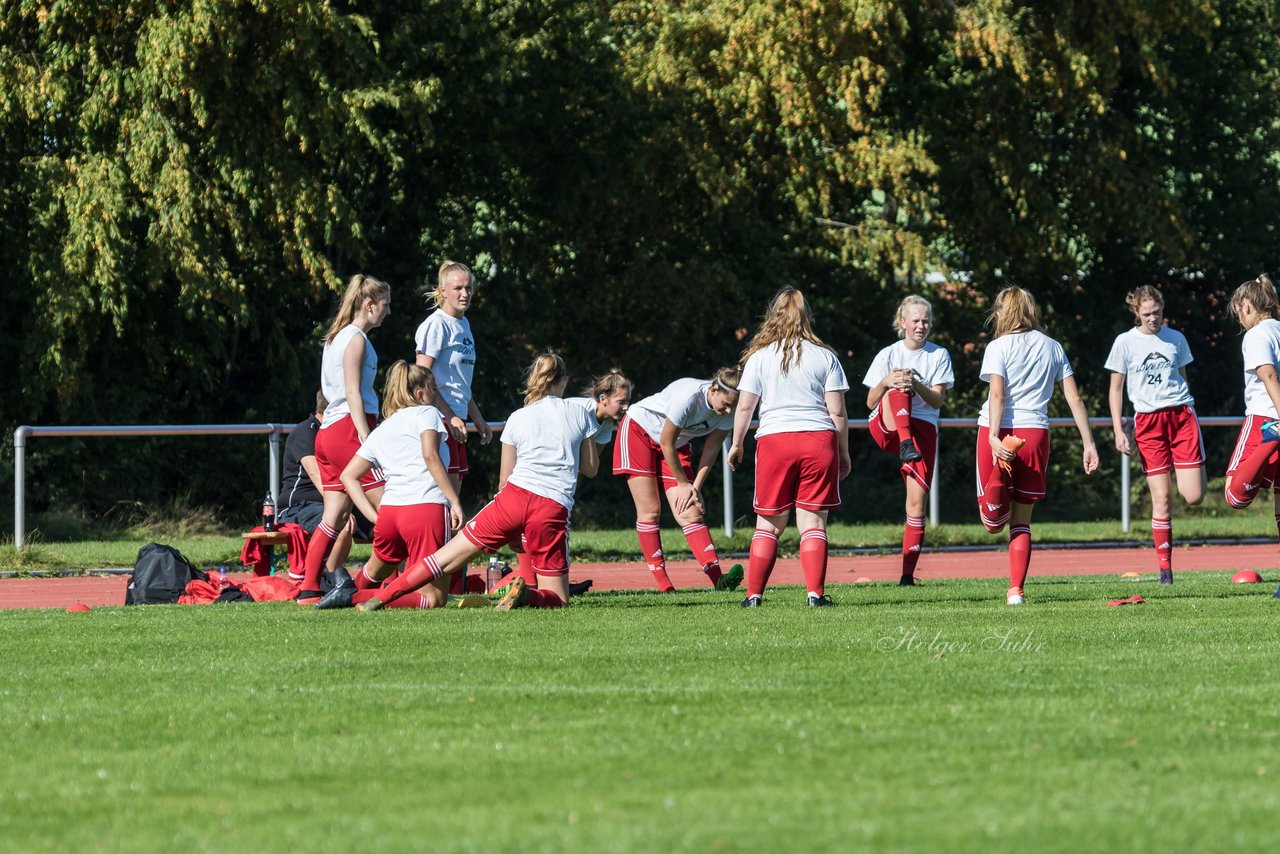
left=614, top=368, right=743, bottom=592
left=316, top=362, right=465, bottom=610
left=358, top=353, right=601, bottom=611
left=297, top=274, right=391, bottom=605
left=729, top=288, right=851, bottom=607
left=1223, top=276, right=1280, bottom=561
left=863, top=295, right=954, bottom=586
left=1105, top=286, right=1205, bottom=584
left=977, top=287, right=1098, bottom=605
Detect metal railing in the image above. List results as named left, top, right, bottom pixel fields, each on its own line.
left=12, top=414, right=1246, bottom=549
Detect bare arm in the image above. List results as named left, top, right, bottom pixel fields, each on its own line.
left=421, top=431, right=465, bottom=531
left=468, top=399, right=492, bottom=444
left=986, top=374, right=1009, bottom=461
left=912, top=378, right=946, bottom=411
left=301, top=455, right=324, bottom=494
left=339, top=456, right=379, bottom=524
left=825, top=390, right=851, bottom=479
left=692, top=428, right=729, bottom=491
left=498, top=443, right=517, bottom=492
left=727, top=391, right=760, bottom=471
left=1061, top=375, right=1099, bottom=474
left=579, top=438, right=599, bottom=479
left=1258, top=364, right=1280, bottom=416
left=342, top=335, right=372, bottom=443
left=1108, top=372, right=1131, bottom=455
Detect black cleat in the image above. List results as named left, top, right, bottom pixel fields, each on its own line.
left=568, top=579, right=594, bottom=597
left=1159, top=570, right=1174, bottom=585
left=898, top=575, right=916, bottom=587
left=740, top=594, right=763, bottom=608
left=315, top=578, right=356, bottom=610
left=899, top=438, right=924, bottom=463
left=807, top=594, right=837, bottom=607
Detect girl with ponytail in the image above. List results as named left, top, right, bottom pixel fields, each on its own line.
left=356, top=352, right=603, bottom=612
left=297, top=273, right=392, bottom=605
left=614, top=366, right=744, bottom=592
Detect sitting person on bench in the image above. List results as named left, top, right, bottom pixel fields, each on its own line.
left=278, top=392, right=373, bottom=572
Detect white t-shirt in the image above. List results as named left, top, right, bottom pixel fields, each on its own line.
left=1104, top=326, right=1195, bottom=414
left=354, top=406, right=450, bottom=507
left=739, top=341, right=849, bottom=437
left=320, top=325, right=378, bottom=428
left=627, top=378, right=733, bottom=448
left=1242, top=318, right=1280, bottom=417
left=861, top=340, right=954, bottom=425
left=414, top=310, right=476, bottom=419
left=978, top=330, right=1072, bottom=429
left=567, top=396, right=616, bottom=445
left=502, top=396, right=600, bottom=511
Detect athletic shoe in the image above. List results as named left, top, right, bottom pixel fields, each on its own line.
left=898, top=574, right=916, bottom=587
left=807, top=594, right=836, bottom=607
left=997, top=434, right=1026, bottom=476
left=715, top=564, right=745, bottom=592
left=1262, top=419, right=1280, bottom=443
left=495, top=576, right=530, bottom=611
left=296, top=590, right=323, bottom=606
left=452, top=593, right=491, bottom=609
left=314, top=578, right=356, bottom=610
left=741, top=594, right=763, bottom=608
left=1007, top=587, right=1025, bottom=606
left=1159, top=569, right=1174, bottom=585
left=898, top=438, right=924, bottom=463
left=356, top=596, right=385, bottom=613
left=568, top=579, right=594, bottom=597
left=1273, top=583, right=1280, bottom=599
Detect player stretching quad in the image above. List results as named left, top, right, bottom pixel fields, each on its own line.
left=1106, top=286, right=1206, bottom=584
left=862, top=295, right=954, bottom=587
left=976, top=286, right=1098, bottom=605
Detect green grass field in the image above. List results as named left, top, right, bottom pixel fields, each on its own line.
left=3, top=573, right=1279, bottom=851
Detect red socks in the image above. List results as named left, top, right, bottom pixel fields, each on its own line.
left=902, top=515, right=925, bottom=579
left=979, top=478, right=1010, bottom=533
left=1008, top=524, right=1032, bottom=590
left=886, top=389, right=914, bottom=443
left=637, top=522, right=674, bottom=592
left=526, top=588, right=566, bottom=609
left=1226, top=441, right=1278, bottom=508
left=301, top=521, right=339, bottom=591
left=682, top=522, right=722, bottom=585
left=747, top=529, right=780, bottom=597
left=353, top=589, right=433, bottom=609
left=354, top=565, right=379, bottom=590
left=798, top=529, right=828, bottom=597
left=1151, top=517, right=1172, bottom=570
left=377, top=555, right=445, bottom=606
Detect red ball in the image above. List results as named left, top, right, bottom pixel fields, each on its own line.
left=1231, top=569, right=1263, bottom=584
left=65, top=603, right=91, bottom=613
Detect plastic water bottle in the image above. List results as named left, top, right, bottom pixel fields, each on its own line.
left=262, top=491, right=277, bottom=531
left=486, top=556, right=504, bottom=592
left=218, top=565, right=229, bottom=587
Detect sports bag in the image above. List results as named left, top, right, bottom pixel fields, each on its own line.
left=125, top=543, right=208, bottom=605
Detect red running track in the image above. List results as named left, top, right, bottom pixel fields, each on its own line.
left=3, top=542, right=1278, bottom=610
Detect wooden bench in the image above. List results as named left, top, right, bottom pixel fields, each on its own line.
left=241, top=530, right=372, bottom=575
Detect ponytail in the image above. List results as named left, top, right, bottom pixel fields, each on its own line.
left=382, top=360, right=438, bottom=418
left=326, top=273, right=390, bottom=343
left=522, top=352, right=568, bottom=405
left=580, top=368, right=633, bottom=400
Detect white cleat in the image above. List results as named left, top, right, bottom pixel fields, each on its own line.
left=1006, top=588, right=1025, bottom=606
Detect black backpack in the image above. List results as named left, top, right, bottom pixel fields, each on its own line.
left=125, top=543, right=208, bottom=605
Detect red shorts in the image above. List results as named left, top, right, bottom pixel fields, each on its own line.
left=316, top=413, right=385, bottom=492
left=1227, top=415, right=1280, bottom=489
left=612, top=414, right=694, bottom=488
left=868, top=408, right=938, bottom=490
left=372, top=503, right=449, bottom=567
left=1133, top=405, right=1204, bottom=476
left=462, top=483, right=570, bottom=576
left=445, top=434, right=469, bottom=478
left=753, top=431, right=840, bottom=515
left=975, top=426, right=1049, bottom=503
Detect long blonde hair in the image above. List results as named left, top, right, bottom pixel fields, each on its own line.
left=986, top=286, right=1043, bottom=339
left=431, top=260, right=474, bottom=310
left=522, top=352, right=568, bottom=404
left=1230, top=275, right=1280, bottom=327
left=381, top=360, right=438, bottom=419
left=894, top=295, right=933, bottom=338
left=741, top=287, right=831, bottom=373
left=326, top=273, right=390, bottom=343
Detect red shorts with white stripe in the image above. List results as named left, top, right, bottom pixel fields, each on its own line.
left=753, top=431, right=840, bottom=515
left=975, top=426, right=1049, bottom=503
left=1133, top=405, right=1204, bottom=476
left=462, top=483, right=570, bottom=576
left=1226, top=414, right=1280, bottom=489
left=316, top=413, right=386, bottom=492
left=612, top=414, right=694, bottom=488
left=372, top=503, right=449, bottom=567
left=445, top=434, right=469, bottom=478
left=868, top=408, right=938, bottom=490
